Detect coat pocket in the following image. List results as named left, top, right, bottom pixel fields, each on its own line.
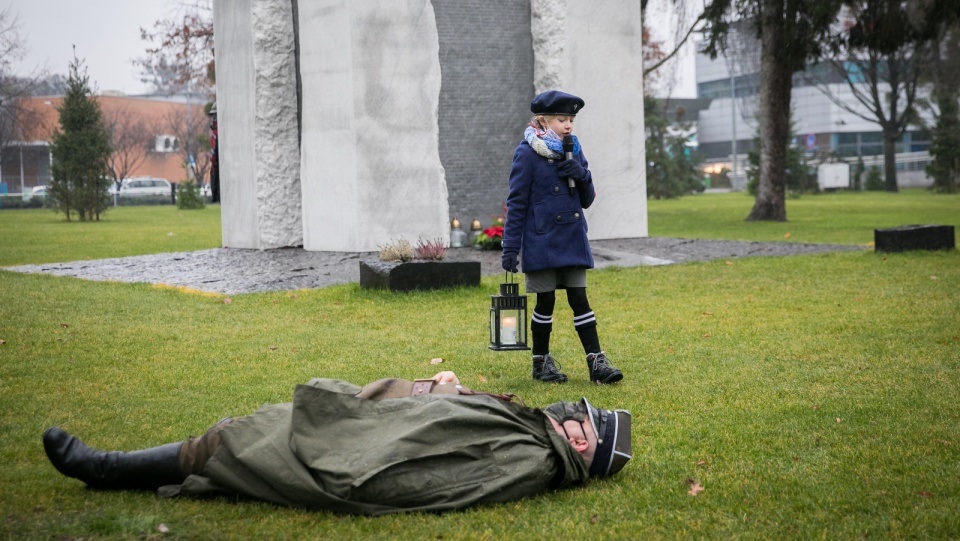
left=349, top=443, right=503, bottom=507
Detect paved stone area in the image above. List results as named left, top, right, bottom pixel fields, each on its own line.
left=5, top=237, right=864, bottom=295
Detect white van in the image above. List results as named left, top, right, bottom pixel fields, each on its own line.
left=119, top=178, right=172, bottom=197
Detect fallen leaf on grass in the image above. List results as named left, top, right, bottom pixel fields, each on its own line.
left=703, top=334, right=711, bottom=338
left=290, top=294, right=299, bottom=299
left=784, top=232, right=792, bottom=239
left=269, top=345, right=278, bottom=351
left=836, top=418, right=842, bottom=423
left=686, top=478, right=705, bottom=496
left=430, top=357, right=444, bottom=365
left=930, top=276, right=938, bottom=280
left=222, top=298, right=232, bottom=304
left=59, top=323, right=69, bottom=328
left=702, top=312, right=713, bottom=316
left=725, top=261, right=734, bottom=266
left=918, top=491, right=934, bottom=498
left=697, top=459, right=707, bottom=466
left=590, top=514, right=598, bottom=524
left=477, top=374, right=488, bottom=383
left=0, top=339, right=5, bottom=345
left=158, top=524, right=170, bottom=533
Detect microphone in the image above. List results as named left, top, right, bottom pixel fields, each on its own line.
left=562, top=135, right=575, bottom=194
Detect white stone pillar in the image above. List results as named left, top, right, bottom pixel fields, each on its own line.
left=298, top=0, right=448, bottom=252
left=531, top=0, right=648, bottom=239
left=213, top=0, right=302, bottom=249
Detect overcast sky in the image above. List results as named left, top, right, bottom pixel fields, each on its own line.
left=11, top=0, right=171, bottom=95
left=9, top=1, right=697, bottom=98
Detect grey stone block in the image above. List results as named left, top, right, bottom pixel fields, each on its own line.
left=359, top=260, right=481, bottom=291
left=874, top=224, right=956, bottom=252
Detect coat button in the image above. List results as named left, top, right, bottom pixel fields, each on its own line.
left=574, top=213, right=580, bottom=219
left=547, top=159, right=554, bottom=164
left=556, top=215, right=562, bottom=222
left=553, top=186, right=559, bottom=193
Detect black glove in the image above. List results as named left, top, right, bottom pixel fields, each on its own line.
left=502, top=251, right=519, bottom=273
left=558, top=159, right=586, bottom=181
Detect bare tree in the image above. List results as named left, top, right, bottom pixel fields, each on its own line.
left=160, top=102, right=211, bottom=186
left=136, top=1, right=215, bottom=99
left=102, top=105, right=154, bottom=195
left=0, top=7, right=45, bottom=190
left=810, top=1, right=960, bottom=192
left=805, top=7, right=925, bottom=192
left=643, top=0, right=709, bottom=97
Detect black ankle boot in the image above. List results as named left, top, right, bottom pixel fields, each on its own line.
left=533, top=354, right=568, bottom=383
left=586, top=352, right=624, bottom=384
left=43, top=427, right=184, bottom=490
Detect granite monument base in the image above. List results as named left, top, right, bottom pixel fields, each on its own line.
left=874, top=224, right=956, bottom=253
left=359, top=260, right=481, bottom=291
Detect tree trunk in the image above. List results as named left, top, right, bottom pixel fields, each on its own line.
left=882, top=129, right=899, bottom=192
left=747, top=0, right=789, bottom=222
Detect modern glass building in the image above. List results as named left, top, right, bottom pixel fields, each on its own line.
left=693, top=42, right=934, bottom=190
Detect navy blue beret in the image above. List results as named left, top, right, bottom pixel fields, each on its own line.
left=530, top=90, right=585, bottom=116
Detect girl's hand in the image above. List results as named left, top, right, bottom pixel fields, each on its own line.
left=558, top=159, right=586, bottom=181
left=431, top=371, right=460, bottom=385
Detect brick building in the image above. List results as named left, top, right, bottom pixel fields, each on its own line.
left=1, top=94, right=207, bottom=197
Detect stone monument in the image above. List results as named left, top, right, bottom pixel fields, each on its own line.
left=212, top=0, right=647, bottom=252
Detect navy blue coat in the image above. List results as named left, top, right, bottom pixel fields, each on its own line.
left=502, top=141, right=596, bottom=273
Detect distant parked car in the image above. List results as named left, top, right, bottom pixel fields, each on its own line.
left=119, top=177, right=172, bottom=197
left=29, top=185, right=48, bottom=199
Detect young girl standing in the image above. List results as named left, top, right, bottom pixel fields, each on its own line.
left=501, top=90, right=624, bottom=385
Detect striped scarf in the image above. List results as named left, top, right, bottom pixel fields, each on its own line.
left=523, top=125, right=581, bottom=159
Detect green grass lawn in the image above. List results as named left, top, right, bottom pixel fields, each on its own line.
left=1, top=192, right=958, bottom=539
left=649, top=189, right=960, bottom=245
left=0, top=205, right=223, bottom=267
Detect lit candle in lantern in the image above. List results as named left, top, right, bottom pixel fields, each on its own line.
left=501, top=315, right=517, bottom=345
left=489, top=275, right=529, bottom=351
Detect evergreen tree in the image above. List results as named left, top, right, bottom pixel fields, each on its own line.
left=745, top=113, right=812, bottom=196
left=49, top=55, right=112, bottom=221
left=645, top=97, right=703, bottom=199
left=926, top=93, right=960, bottom=194
left=702, top=0, right=844, bottom=221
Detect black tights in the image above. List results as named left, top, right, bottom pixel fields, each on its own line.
left=534, top=288, right=591, bottom=316
left=531, top=288, right=600, bottom=356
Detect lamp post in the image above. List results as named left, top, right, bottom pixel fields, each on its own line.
left=730, top=69, right=737, bottom=191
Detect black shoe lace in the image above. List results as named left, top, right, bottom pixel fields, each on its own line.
left=591, top=353, right=610, bottom=370
left=544, top=356, right=563, bottom=374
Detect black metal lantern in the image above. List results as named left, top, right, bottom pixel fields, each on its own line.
left=489, top=273, right=530, bottom=351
